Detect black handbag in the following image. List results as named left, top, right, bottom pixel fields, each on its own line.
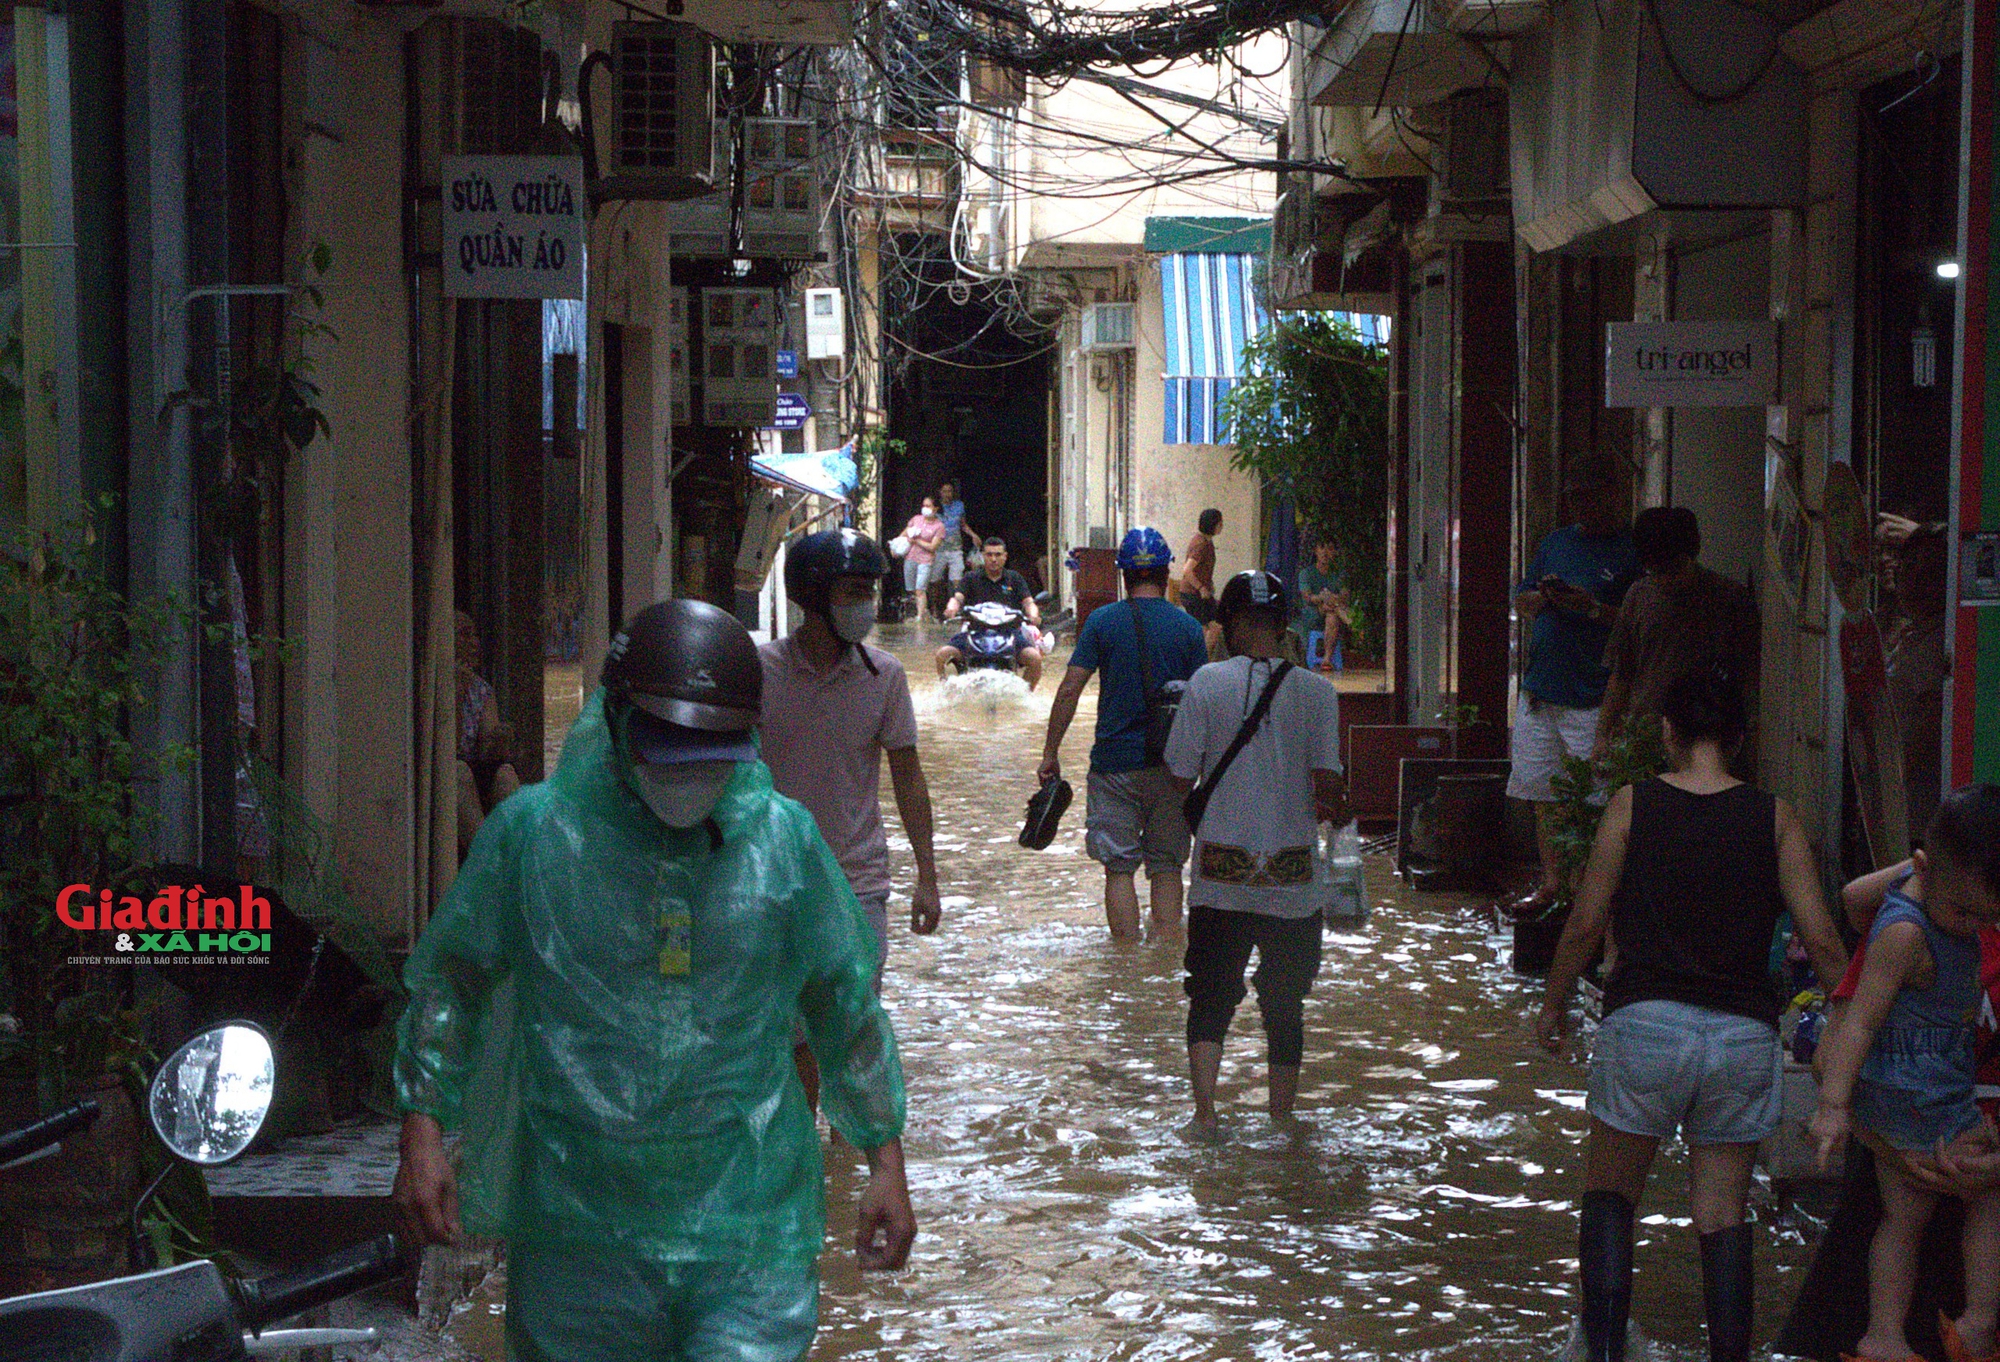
left=1128, top=600, right=1186, bottom=767
left=1183, top=661, right=1292, bottom=834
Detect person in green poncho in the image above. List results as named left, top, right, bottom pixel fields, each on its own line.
left=391, top=598, right=915, bottom=1362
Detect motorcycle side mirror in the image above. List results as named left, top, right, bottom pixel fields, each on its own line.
left=147, top=1022, right=276, bottom=1166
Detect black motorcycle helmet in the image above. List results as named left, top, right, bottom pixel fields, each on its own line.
left=784, top=527, right=887, bottom=614
left=1215, top=569, right=1290, bottom=628
left=783, top=526, right=888, bottom=672
left=601, top=599, right=762, bottom=732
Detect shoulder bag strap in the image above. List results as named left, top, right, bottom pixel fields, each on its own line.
left=1128, top=598, right=1158, bottom=702
left=1188, top=661, right=1292, bottom=828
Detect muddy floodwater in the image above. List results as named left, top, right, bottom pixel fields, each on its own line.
left=805, top=626, right=1820, bottom=1362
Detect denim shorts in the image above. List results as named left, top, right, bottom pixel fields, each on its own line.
left=1587, top=999, right=1782, bottom=1144
left=1854, top=1078, right=1985, bottom=1153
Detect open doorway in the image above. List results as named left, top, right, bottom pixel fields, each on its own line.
left=879, top=232, right=1053, bottom=618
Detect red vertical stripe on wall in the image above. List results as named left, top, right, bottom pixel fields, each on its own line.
left=1952, top=0, right=1996, bottom=787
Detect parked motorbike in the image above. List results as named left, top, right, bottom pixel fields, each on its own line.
left=0, top=1022, right=405, bottom=1359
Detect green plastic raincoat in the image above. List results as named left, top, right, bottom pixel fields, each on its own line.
left=395, top=689, right=906, bottom=1267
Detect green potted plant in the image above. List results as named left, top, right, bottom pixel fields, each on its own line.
left=1512, top=715, right=1669, bottom=974
left=1223, top=311, right=1389, bottom=671
left=0, top=512, right=182, bottom=1291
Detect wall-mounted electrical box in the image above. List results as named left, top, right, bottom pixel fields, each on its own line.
left=700, top=287, right=777, bottom=428
left=668, top=118, right=821, bottom=259
left=804, top=287, right=844, bottom=359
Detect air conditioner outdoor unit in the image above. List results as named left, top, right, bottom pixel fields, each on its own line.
left=1079, top=302, right=1135, bottom=352
left=601, top=21, right=715, bottom=200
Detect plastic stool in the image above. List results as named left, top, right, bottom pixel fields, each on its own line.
left=1306, top=630, right=1346, bottom=672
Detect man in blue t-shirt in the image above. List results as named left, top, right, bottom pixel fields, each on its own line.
left=1039, top=527, right=1208, bottom=941
left=936, top=481, right=976, bottom=591
left=1508, top=465, right=1637, bottom=915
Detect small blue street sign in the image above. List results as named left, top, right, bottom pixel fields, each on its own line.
left=775, top=350, right=799, bottom=378
left=769, top=392, right=812, bottom=430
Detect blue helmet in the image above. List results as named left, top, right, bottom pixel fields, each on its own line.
left=1117, top=526, right=1173, bottom=571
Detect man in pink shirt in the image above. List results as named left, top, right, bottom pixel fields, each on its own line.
left=760, top=528, right=942, bottom=1103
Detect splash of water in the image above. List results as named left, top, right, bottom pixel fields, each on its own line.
left=922, top=668, right=1035, bottom=715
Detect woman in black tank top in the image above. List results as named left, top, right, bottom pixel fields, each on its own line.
left=1535, top=667, right=1850, bottom=1362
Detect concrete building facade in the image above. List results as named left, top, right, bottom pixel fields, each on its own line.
left=1274, top=0, right=1996, bottom=873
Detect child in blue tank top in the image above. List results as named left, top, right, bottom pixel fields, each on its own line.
left=1814, top=785, right=2000, bottom=1362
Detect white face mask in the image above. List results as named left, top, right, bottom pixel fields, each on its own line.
left=631, top=761, right=736, bottom=827
left=830, top=600, right=877, bottom=644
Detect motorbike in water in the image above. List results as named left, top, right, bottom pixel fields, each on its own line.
left=951, top=600, right=1031, bottom=674
left=947, top=593, right=1052, bottom=675
left=0, top=1022, right=405, bottom=1359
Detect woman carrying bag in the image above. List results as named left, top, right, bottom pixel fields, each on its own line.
left=897, top=499, right=948, bottom=623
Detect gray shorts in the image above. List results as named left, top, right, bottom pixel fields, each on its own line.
left=794, top=891, right=889, bottom=1048
left=1085, top=767, right=1190, bottom=875
left=1587, top=999, right=1781, bottom=1145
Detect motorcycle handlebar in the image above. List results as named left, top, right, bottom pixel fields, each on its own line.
left=235, top=1233, right=406, bottom=1331
left=0, top=1097, right=99, bottom=1168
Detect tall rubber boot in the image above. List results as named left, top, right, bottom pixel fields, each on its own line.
left=1580, top=1189, right=1635, bottom=1362
left=1699, top=1224, right=1754, bottom=1362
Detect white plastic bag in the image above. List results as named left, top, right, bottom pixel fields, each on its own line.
left=1322, top=820, right=1368, bottom=927
left=888, top=533, right=912, bottom=558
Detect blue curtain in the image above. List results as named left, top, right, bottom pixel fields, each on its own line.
left=1264, top=494, right=1300, bottom=603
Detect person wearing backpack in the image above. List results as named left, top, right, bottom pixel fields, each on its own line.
left=1165, top=571, right=1348, bottom=1139
left=1038, top=526, right=1208, bottom=941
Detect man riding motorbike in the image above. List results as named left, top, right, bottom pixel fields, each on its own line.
left=935, top=537, right=1044, bottom=689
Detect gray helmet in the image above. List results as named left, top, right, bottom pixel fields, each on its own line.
left=601, top=599, right=761, bottom=732
left=1215, top=569, right=1290, bottom=627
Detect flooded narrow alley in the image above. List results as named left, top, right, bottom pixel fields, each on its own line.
left=805, top=627, right=1820, bottom=1361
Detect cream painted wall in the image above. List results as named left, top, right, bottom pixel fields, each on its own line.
left=1045, top=227, right=1265, bottom=579
left=1131, top=259, right=1261, bottom=580
left=288, top=10, right=413, bottom=939
left=591, top=200, right=679, bottom=666
left=1137, top=448, right=1260, bottom=582
left=1012, top=32, right=1286, bottom=254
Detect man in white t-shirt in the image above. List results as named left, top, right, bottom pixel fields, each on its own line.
left=1165, top=570, right=1347, bottom=1138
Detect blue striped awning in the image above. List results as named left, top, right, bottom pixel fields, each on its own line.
left=1338, top=312, right=1391, bottom=347
left=1160, top=252, right=1265, bottom=445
